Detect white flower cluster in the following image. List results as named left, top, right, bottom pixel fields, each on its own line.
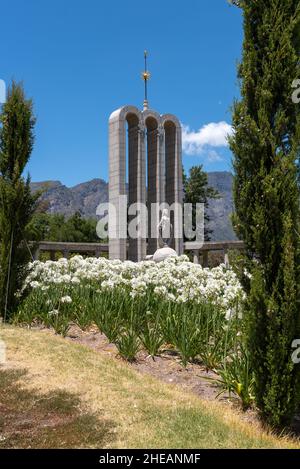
left=23, top=255, right=245, bottom=311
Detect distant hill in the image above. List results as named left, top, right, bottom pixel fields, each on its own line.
left=31, top=172, right=236, bottom=241
left=30, top=179, right=109, bottom=219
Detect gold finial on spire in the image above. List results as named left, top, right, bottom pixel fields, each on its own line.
left=141, top=50, right=150, bottom=110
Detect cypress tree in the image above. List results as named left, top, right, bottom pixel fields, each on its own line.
left=229, top=0, right=300, bottom=427
left=0, top=82, right=37, bottom=319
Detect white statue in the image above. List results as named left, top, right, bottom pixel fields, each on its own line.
left=158, top=208, right=173, bottom=247
left=152, top=209, right=177, bottom=263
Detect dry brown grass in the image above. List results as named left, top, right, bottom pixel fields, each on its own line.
left=0, top=325, right=299, bottom=449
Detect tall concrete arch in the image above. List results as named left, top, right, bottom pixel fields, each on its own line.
left=162, top=114, right=183, bottom=255
left=109, top=105, right=183, bottom=261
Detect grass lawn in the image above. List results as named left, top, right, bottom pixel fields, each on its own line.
left=0, top=325, right=299, bottom=449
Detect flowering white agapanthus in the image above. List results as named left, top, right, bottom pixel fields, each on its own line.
left=30, top=281, right=40, bottom=289
left=48, top=309, right=59, bottom=316
left=23, top=255, right=245, bottom=312
left=60, top=296, right=72, bottom=304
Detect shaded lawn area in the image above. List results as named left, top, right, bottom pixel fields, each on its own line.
left=0, top=368, right=114, bottom=448
left=0, top=325, right=299, bottom=449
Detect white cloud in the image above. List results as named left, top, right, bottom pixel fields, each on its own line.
left=182, top=121, right=233, bottom=157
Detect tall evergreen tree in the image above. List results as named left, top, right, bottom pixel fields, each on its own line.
left=229, top=0, right=300, bottom=427
left=183, top=165, right=219, bottom=241
left=0, top=82, right=37, bottom=319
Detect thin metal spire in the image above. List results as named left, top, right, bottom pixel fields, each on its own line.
left=141, top=50, right=150, bottom=110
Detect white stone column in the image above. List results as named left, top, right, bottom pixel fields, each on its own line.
left=174, top=124, right=183, bottom=255
left=109, top=111, right=127, bottom=261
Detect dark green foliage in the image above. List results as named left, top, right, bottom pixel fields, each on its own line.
left=183, top=165, right=219, bottom=241
left=163, top=305, right=202, bottom=367
left=140, top=311, right=164, bottom=358
left=16, top=281, right=231, bottom=370
left=0, top=83, right=38, bottom=318
left=27, top=210, right=99, bottom=243
left=211, top=344, right=255, bottom=410
left=229, top=0, right=300, bottom=427
left=115, top=329, right=140, bottom=362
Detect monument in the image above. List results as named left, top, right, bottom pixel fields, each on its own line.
left=108, top=52, right=183, bottom=262
left=152, top=208, right=178, bottom=263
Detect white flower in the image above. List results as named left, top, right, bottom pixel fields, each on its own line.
left=49, top=309, right=59, bottom=316
left=71, top=277, right=80, bottom=284
left=61, top=296, right=72, bottom=304
left=243, top=269, right=252, bottom=280
left=22, top=255, right=245, bottom=314
left=30, top=281, right=40, bottom=289
left=225, top=309, right=234, bottom=321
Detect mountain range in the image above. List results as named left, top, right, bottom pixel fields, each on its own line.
left=30, top=171, right=236, bottom=241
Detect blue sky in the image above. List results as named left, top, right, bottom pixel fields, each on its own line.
left=0, top=0, right=243, bottom=187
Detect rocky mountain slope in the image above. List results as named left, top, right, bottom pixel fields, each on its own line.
left=31, top=172, right=236, bottom=241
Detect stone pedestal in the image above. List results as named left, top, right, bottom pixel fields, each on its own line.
left=153, top=247, right=178, bottom=263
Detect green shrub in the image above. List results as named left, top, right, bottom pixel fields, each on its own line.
left=115, top=329, right=140, bottom=362
left=213, top=345, right=255, bottom=410
left=140, top=311, right=164, bottom=358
